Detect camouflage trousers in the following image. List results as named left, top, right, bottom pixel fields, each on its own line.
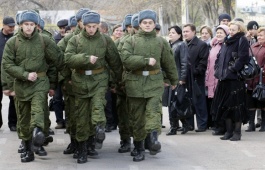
left=127, top=96, right=162, bottom=141
left=15, top=92, right=47, bottom=141
left=117, top=94, right=131, bottom=140
left=75, top=90, right=106, bottom=142
left=63, top=91, right=76, bottom=138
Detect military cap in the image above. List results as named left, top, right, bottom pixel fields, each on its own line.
left=82, top=12, right=100, bottom=25
left=76, top=8, right=90, bottom=21
left=57, top=19, right=68, bottom=27
left=124, top=14, right=132, bottom=26
left=20, top=10, right=40, bottom=24
left=68, top=16, right=77, bottom=27
left=131, top=13, right=139, bottom=28
left=138, top=9, right=157, bottom=24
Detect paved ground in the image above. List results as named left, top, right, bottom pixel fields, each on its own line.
left=1, top=95, right=265, bottom=170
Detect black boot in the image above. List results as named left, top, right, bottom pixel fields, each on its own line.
left=230, top=121, right=242, bottom=141
left=35, top=146, right=47, bottom=156
left=21, top=140, right=35, bottom=163
left=95, top=125, right=105, bottom=149
left=64, top=137, right=77, bottom=154
left=259, top=111, right=265, bottom=132
left=87, top=136, right=98, bottom=157
left=245, top=110, right=256, bottom=132
left=18, top=140, right=25, bottom=153
left=118, top=138, right=131, bottom=153
left=131, top=141, right=138, bottom=156
left=220, top=119, right=233, bottom=140
left=181, top=119, right=190, bottom=135
left=32, top=127, right=45, bottom=147
left=133, top=141, right=145, bottom=162
left=43, top=136, right=53, bottom=146
left=149, top=130, right=161, bottom=155
left=166, top=127, right=177, bottom=135
left=77, top=141, right=87, bottom=164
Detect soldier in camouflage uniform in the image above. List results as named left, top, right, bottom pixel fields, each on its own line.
left=65, top=11, right=122, bottom=164
left=121, top=10, right=178, bottom=162
left=2, top=10, right=63, bottom=163
left=115, top=13, right=138, bottom=155
left=57, top=8, right=98, bottom=159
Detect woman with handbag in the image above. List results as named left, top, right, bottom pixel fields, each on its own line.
left=166, top=25, right=191, bottom=135
left=205, top=25, right=229, bottom=135
left=245, top=27, right=265, bottom=132
left=211, top=21, right=249, bottom=141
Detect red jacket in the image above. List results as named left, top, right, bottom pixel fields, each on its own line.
left=246, top=42, right=265, bottom=90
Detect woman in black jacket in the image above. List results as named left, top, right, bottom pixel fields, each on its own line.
left=166, top=25, right=191, bottom=135
left=211, top=21, right=249, bottom=141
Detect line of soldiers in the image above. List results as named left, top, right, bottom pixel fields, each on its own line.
left=1, top=8, right=178, bottom=164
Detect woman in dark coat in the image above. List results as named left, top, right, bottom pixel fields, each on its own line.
left=211, top=21, right=249, bottom=141
left=166, top=25, right=191, bottom=135
left=245, top=27, right=265, bottom=132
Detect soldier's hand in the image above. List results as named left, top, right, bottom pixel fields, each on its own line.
left=10, top=91, right=16, bottom=96
left=164, top=83, right=169, bottom=87
left=149, top=58, right=156, bottom=66
left=171, top=85, right=176, bottom=90
left=49, top=89, right=55, bottom=97
left=28, top=72, right=37, bottom=82
left=90, top=55, right=98, bottom=64
left=3, top=90, right=11, bottom=96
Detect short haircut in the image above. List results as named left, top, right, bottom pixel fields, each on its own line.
left=183, top=23, right=196, bottom=32
left=228, top=21, right=246, bottom=34
left=200, top=25, right=213, bottom=38
left=100, top=21, right=109, bottom=31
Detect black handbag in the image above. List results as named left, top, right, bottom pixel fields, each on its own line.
left=252, top=68, right=265, bottom=101
left=170, top=84, right=193, bottom=119
left=238, top=38, right=260, bottom=80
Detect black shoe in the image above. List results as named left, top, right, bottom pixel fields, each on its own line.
left=220, top=133, right=233, bottom=140
left=95, top=125, right=105, bottom=149
left=9, top=126, right=17, bottom=132
left=21, top=140, right=35, bottom=163
left=77, top=141, right=87, bottom=164
left=256, top=123, right=261, bottom=128
left=230, top=133, right=241, bottom=141
left=149, top=131, right=161, bottom=155
left=48, top=128, right=55, bottom=135
left=162, top=125, right=166, bottom=128
left=176, top=127, right=182, bottom=131
left=43, top=136, right=53, bottom=146
left=35, top=146, right=47, bottom=156
left=105, top=126, right=112, bottom=133
left=118, top=138, right=131, bottom=153
left=87, top=136, right=98, bottom=157
left=166, top=127, right=177, bottom=136
left=212, top=130, right=225, bottom=136
left=133, top=141, right=145, bottom=162
left=32, top=127, right=45, bottom=147
left=130, top=147, right=137, bottom=156
left=64, top=138, right=77, bottom=154
left=195, top=128, right=207, bottom=132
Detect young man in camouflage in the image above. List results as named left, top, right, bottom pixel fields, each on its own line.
left=65, top=11, right=122, bottom=164
left=2, top=10, right=63, bottom=163
left=121, top=10, right=178, bottom=162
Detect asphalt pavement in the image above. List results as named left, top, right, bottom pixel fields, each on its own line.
left=0, top=95, right=265, bottom=170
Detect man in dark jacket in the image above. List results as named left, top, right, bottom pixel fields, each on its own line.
left=0, top=16, right=16, bottom=131
left=53, top=18, right=68, bottom=129
left=183, top=23, right=209, bottom=132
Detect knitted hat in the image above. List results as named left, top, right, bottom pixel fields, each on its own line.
left=68, top=16, right=77, bottom=27
left=216, top=24, right=229, bottom=35
left=218, top=13, right=231, bottom=23
left=57, top=19, right=68, bottom=27
left=82, top=12, right=100, bottom=25
left=124, top=14, right=132, bottom=27
left=138, top=9, right=157, bottom=24
left=131, top=13, right=139, bottom=28
left=20, top=10, right=40, bottom=24
left=76, top=8, right=90, bottom=21
left=39, top=18, right=45, bottom=30
left=247, top=21, right=259, bottom=30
